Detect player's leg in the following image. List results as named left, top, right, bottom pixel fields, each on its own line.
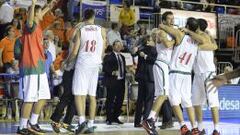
left=72, top=67, right=88, bottom=134
left=29, top=73, right=50, bottom=134
left=182, top=75, right=199, bottom=134
left=206, top=73, right=220, bottom=135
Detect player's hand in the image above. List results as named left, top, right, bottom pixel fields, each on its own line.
left=32, top=0, right=37, bottom=4
left=207, top=75, right=227, bottom=93
left=139, top=52, right=146, bottom=58
left=180, top=27, right=189, bottom=33
left=159, top=24, right=165, bottom=29
left=112, top=70, right=118, bottom=76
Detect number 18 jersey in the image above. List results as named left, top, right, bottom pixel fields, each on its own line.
left=170, top=35, right=198, bottom=73
left=76, top=24, right=104, bottom=67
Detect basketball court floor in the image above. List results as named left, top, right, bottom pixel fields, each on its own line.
left=0, top=119, right=239, bottom=135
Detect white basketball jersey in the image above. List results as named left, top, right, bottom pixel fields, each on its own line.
left=76, top=24, right=104, bottom=67
left=156, top=34, right=173, bottom=64
left=170, top=35, right=198, bottom=72
left=194, top=50, right=215, bottom=73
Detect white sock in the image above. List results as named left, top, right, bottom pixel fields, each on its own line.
left=88, top=120, right=94, bottom=127
left=19, top=118, right=28, bottom=129
left=192, top=123, right=198, bottom=129
left=79, top=116, right=85, bottom=125
left=198, top=122, right=204, bottom=131
left=147, top=111, right=156, bottom=119
left=30, top=113, right=39, bottom=125
left=180, top=121, right=185, bottom=127
left=214, top=123, right=219, bottom=131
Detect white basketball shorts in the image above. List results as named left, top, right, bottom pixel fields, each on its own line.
left=72, top=65, right=99, bottom=96
left=19, top=73, right=50, bottom=102
left=153, top=61, right=169, bottom=96
left=192, top=72, right=219, bottom=107
left=169, top=72, right=192, bottom=108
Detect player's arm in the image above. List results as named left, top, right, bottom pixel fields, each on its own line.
left=65, top=28, right=81, bottom=65
left=28, top=0, right=37, bottom=28
left=198, top=33, right=218, bottom=51
left=101, top=27, right=107, bottom=58
left=182, top=28, right=207, bottom=44
left=158, top=30, right=175, bottom=48
left=159, top=24, right=184, bottom=45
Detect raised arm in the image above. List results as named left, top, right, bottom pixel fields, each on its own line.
left=159, top=24, right=184, bottom=45
left=181, top=28, right=206, bottom=44
left=42, top=0, right=58, bottom=17
left=28, top=0, right=37, bottom=28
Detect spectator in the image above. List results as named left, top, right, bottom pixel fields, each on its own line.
left=119, top=0, right=136, bottom=38
left=64, top=21, right=75, bottom=45
left=132, top=35, right=157, bottom=127
left=0, top=0, right=14, bottom=40
left=44, top=30, right=57, bottom=61
left=11, top=18, right=22, bottom=38
left=107, top=23, right=122, bottom=46
left=103, top=40, right=126, bottom=125
left=0, top=25, right=16, bottom=72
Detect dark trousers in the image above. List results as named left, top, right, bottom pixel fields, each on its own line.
left=160, top=99, right=173, bottom=123
left=50, top=70, right=75, bottom=125
left=134, top=80, right=154, bottom=125
left=105, top=79, right=125, bottom=121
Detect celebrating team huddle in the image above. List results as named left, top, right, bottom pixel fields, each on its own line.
left=141, top=12, right=220, bottom=135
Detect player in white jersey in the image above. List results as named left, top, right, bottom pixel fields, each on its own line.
left=141, top=11, right=175, bottom=135
left=160, top=18, right=210, bottom=135
left=189, top=19, right=220, bottom=135
left=65, top=9, right=106, bottom=134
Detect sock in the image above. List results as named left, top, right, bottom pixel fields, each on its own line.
left=180, top=121, right=185, bottom=127
left=214, top=123, right=219, bottom=131
left=147, top=111, right=156, bottom=119
left=198, top=122, right=204, bottom=131
left=30, top=113, right=39, bottom=125
left=19, top=118, right=28, bottom=129
left=79, top=116, right=85, bottom=125
left=192, top=123, right=198, bottom=129
left=88, top=120, right=94, bottom=127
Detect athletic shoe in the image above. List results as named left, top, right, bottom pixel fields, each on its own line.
left=16, top=127, right=33, bottom=135
left=83, top=126, right=94, bottom=134
left=75, top=121, right=88, bottom=135
left=212, top=130, right=220, bottom=135
left=191, top=128, right=200, bottom=135
left=51, top=121, right=61, bottom=133
left=199, top=129, right=206, bottom=135
left=141, top=118, right=158, bottom=135
left=61, top=123, right=75, bottom=132
left=28, top=122, right=45, bottom=135
left=180, top=125, right=191, bottom=135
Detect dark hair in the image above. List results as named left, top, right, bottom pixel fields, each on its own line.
left=112, top=40, right=121, bottom=46
left=4, top=25, right=14, bottom=37
left=198, top=18, right=208, bottom=31
left=111, top=23, right=118, bottom=30
left=186, top=17, right=199, bottom=32
left=83, top=8, right=95, bottom=20
left=162, top=11, right=173, bottom=21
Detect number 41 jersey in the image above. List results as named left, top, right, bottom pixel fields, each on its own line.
left=170, top=35, right=198, bottom=73
left=76, top=24, right=104, bottom=67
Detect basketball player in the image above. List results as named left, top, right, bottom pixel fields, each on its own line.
left=64, top=9, right=106, bottom=134
left=16, top=0, right=57, bottom=135
left=159, top=18, right=208, bottom=135
left=188, top=18, right=220, bottom=135
left=141, top=11, right=175, bottom=135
